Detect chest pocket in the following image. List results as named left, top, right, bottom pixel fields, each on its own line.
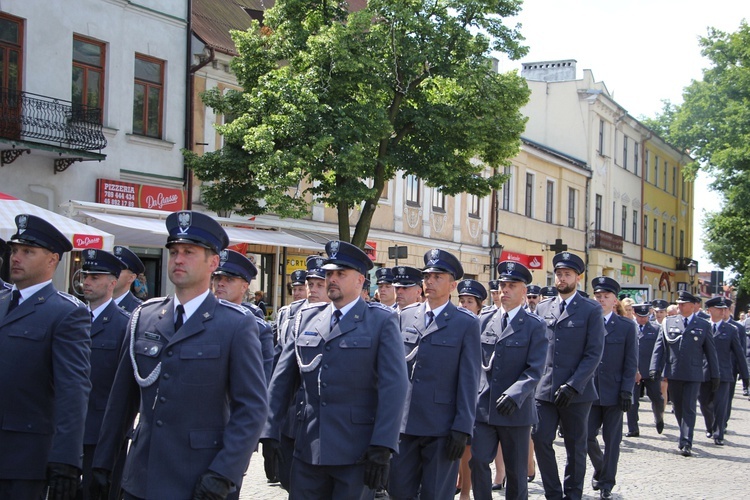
left=403, top=332, right=419, bottom=345
left=180, top=344, right=221, bottom=359
left=298, top=335, right=323, bottom=348
left=481, top=335, right=496, bottom=345
left=134, top=338, right=165, bottom=358
left=605, top=335, right=625, bottom=344
left=505, top=336, right=529, bottom=348
left=92, top=339, right=119, bottom=350
left=559, top=320, right=584, bottom=329
left=431, top=336, right=459, bottom=347
left=339, top=337, right=371, bottom=349
left=6, top=326, right=47, bottom=342
left=180, top=344, right=222, bottom=386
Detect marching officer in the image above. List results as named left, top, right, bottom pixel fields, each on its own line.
left=532, top=252, right=605, bottom=500
left=651, top=299, right=669, bottom=325
left=388, top=250, right=481, bottom=499
left=212, top=249, right=275, bottom=384
left=0, top=214, right=92, bottom=500
left=469, top=261, right=547, bottom=500
left=723, top=299, right=748, bottom=422
left=375, top=267, right=398, bottom=309
left=626, top=303, right=665, bottom=437
left=90, top=211, right=268, bottom=499
left=290, top=269, right=308, bottom=302
left=540, top=286, right=557, bottom=299
left=263, top=241, right=407, bottom=498
left=587, top=277, right=637, bottom=500
left=697, top=297, right=748, bottom=445
left=0, top=238, right=10, bottom=290
left=484, top=279, right=500, bottom=312
left=79, top=250, right=130, bottom=500
left=651, top=290, right=719, bottom=456
left=112, top=245, right=146, bottom=312
left=525, top=284, right=542, bottom=314
left=392, top=265, right=423, bottom=311
left=457, top=278, right=488, bottom=313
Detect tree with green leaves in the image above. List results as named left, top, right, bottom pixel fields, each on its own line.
left=661, top=21, right=750, bottom=291
left=185, top=0, right=530, bottom=247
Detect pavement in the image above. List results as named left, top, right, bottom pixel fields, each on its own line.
left=239, top=386, right=750, bottom=499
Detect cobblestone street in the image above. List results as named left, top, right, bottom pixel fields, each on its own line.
left=240, top=386, right=750, bottom=499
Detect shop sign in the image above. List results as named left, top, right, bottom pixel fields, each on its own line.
left=500, top=250, right=544, bottom=269
left=96, top=179, right=185, bottom=211
left=286, top=255, right=308, bottom=274
left=365, top=240, right=377, bottom=260
left=621, top=263, right=636, bottom=276
left=72, top=233, right=104, bottom=250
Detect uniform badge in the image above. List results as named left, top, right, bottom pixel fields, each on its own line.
left=427, top=248, right=440, bottom=265
left=598, top=277, right=605, bottom=284
left=562, top=251, right=570, bottom=260
left=220, top=250, right=228, bottom=263
left=177, top=211, right=191, bottom=235
left=203, top=312, right=210, bottom=318
left=463, top=279, right=472, bottom=287
left=507, top=262, right=516, bottom=271
left=17, top=214, right=28, bottom=233
left=398, top=266, right=405, bottom=275
left=329, top=241, right=340, bottom=259
left=87, top=249, right=97, bottom=260
left=115, top=246, right=123, bottom=256
left=694, top=336, right=698, bottom=341
left=149, top=346, right=159, bottom=355
left=315, top=257, right=324, bottom=268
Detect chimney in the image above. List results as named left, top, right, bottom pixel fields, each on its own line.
left=521, top=59, right=577, bottom=82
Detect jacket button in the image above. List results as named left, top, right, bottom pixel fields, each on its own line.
left=325, top=346, right=331, bottom=351
left=163, top=373, right=170, bottom=379
left=160, top=396, right=166, bottom=403
left=156, top=420, right=163, bottom=427
left=167, top=351, right=173, bottom=356
left=321, top=402, right=327, bottom=407
left=323, top=364, right=328, bottom=369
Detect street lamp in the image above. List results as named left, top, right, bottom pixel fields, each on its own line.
left=489, top=240, right=504, bottom=280
left=687, top=260, right=697, bottom=294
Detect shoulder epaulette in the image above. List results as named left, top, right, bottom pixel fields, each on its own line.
left=254, top=315, right=270, bottom=327
left=456, top=306, right=478, bottom=318
left=114, top=306, right=131, bottom=318
left=57, top=290, right=86, bottom=307
left=218, top=298, right=249, bottom=315
left=480, top=306, right=497, bottom=316
left=368, top=301, right=394, bottom=312
left=526, top=311, right=545, bottom=324
left=401, top=302, right=420, bottom=312
left=301, top=301, right=328, bottom=312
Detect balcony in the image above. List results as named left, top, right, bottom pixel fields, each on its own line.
left=0, top=88, right=106, bottom=152
left=590, top=229, right=623, bottom=253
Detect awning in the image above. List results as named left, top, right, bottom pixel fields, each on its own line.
left=78, top=210, right=324, bottom=251
left=0, top=192, right=114, bottom=250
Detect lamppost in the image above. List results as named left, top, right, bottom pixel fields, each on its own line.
left=489, top=240, right=504, bottom=280
left=687, top=260, right=697, bottom=295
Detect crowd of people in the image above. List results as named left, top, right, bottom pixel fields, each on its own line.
left=1, top=209, right=748, bottom=500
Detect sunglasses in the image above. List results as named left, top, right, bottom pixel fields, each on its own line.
left=527, top=295, right=539, bottom=299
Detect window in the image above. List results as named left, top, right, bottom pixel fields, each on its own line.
left=501, top=166, right=512, bottom=211
left=643, top=215, right=648, bottom=247
left=664, top=161, right=668, bottom=191
left=680, top=230, right=685, bottom=258
left=612, top=202, right=616, bottom=234
left=634, top=143, right=639, bottom=176
left=621, top=205, right=627, bottom=238
left=671, top=226, right=675, bottom=255
left=632, top=210, right=638, bottom=244
left=653, top=217, right=658, bottom=250
left=525, top=173, right=534, bottom=218
left=654, top=156, right=660, bottom=187
left=133, top=54, right=164, bottom=138
left=545, top=180, right=554, bottom=223
left=662, top=222, right=667, bottom=252
left=682, top=173, right=687, bottom=202
left=432, top=187, right=445, bottom=212
left=645, top=151, right=650, bottom=182
left=405, top=174, right=420, bottom=205
left=623, top=136, right=628, bottom=170
left=568, top=188, right=576, bottom=228
left=672, top=166, right=677, bottom=195
left=598, top=119, right=605, bottom=155
left=1, top=13, right=23, bottom=140
left=468, top=193, right=480, bottom=218
left=595, top=195, right=602, bottom=231
left=72, top=35, right=105, bottom=120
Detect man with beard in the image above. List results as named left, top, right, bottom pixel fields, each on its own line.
left=525, top=285, right=541, bottom=314
left=532, top=252, right=605, bottom=500
left=112, top=246, right=146, bottom=312
left=392, top=266, right=423, bottom=311
left=263, top=241, right=407, bottom=498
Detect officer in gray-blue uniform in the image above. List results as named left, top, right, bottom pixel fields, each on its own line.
left=90, top=211, right=268, bottom=500
left=392, top=265, right=423, bottom=311
left=587, top=277, right=637, bottom=500
left=626, top=303, right=665, bottom=437
left=481, top=280, right=500, bottom=313
left=289, top=268, right=308, bottom=302
left=375, top=266, right=398, bottom=310
left=264, top=254, right=330, bottom=489
left=79, top=249, right=130, bottom=500
left=0, top=238, right=10, bottom=291
left=212, top=248, right=275, bottom=385
left=112, top=245, right=145, bottom=313
left=525, top=284, right=542, bottom=314
left=388, top=250, right=481, bottom=500
left=697, top=297, right=748, bottom=445
left=723, top=299, right=748, bottom=423
left=532, top=252, right=605, bottom=500
left=469, top=261, right=546, bottom=500
left=457, top=278, right=488, bottom=314
left=540, top=286, right=557, bottom=299
left=650, top=290, right=719, bottom=456
left=263, top=241, right=408, bottom=499
left=0, top=214, right=92, bottom=500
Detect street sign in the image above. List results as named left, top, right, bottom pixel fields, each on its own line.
left=710, top=270, right=724, bottom=295
left=388, top=245, right=408, bottom=260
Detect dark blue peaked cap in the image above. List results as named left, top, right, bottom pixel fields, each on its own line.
left=422, top=249, right=463, bottom=280
left=114, top=245, right=145, bottom=274
left=306, top=255, right=327, bottom=280
left=592, top=276, right=620, bottom=295
left=705, top=296, right=728, bottom=309
left=553, top=251, right=585, bottom=274
left=392, top=266, right=422, bottom=287
left=540, top=286, right=558, bottom=297
left=82, top=249, right=126, bottom=277
left=375, top=267, right=395, bottom=284
left=488, top=279, right=500, bottom=291
left=290, top=270, right=307, bottom=285
left=322, top=240, right=373, bottom=276
left=457, top=279, right=487, bottom=301
left=166, top=211, right=228, bottom=254
left=633, top=303, right=651, bottom=316
left=10, top=214, right=72, bottom=257
left=676, top=290, right=700, bottom=304
left=527, top=284, right=542, bottom=295
left=215, top=249, right=257, bottom=283
left=651, top=299, right=669, bottom=310
left=497, top=261, right=533, bottom=284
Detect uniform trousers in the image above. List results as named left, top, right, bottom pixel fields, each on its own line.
left=532, top=400, right=592, bottom=500
left=626, top=377, right=663, bottom=433
left=469, top=422, right=530, bottom=500
left=278, top=434, right=296, bottom=491
left=0, top=479, right=46, bottom=499
left=698, top=381, right=731, bottom=440
left=669, top=380, right=700, bottom=448
left=725, top=374, right=738, bottom=427
left=586, top=404, right=623, bottom=491
left=80, top=443, right=127, bottom=500
left=291, top=457, right=373, bottom=500
left=388, top=434, right=459, bottom=500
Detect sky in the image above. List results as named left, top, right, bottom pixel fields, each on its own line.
left=495, top=0, right=747, bottom=275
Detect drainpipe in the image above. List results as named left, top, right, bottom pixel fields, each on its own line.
left=641, top=132, right=651, bottom=289
left=584, top=173, right=591, bottom=294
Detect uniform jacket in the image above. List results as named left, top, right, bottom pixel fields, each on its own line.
left=593, top=314, right=638, bottom=406
left=93, top=294, right=268, bottom=499
left=703, top=321, right=749, bottom=382
left=728, top=318, right=748, bottom=377
left=0, top=278, right=10, bottom=290
left=651, top=314, right=719, bottom=382
left=271, top=299, right=308, bottom=439
left=263, top=299, right=408, bottom=465
left=399, top=301, right=481, bottom=436
left=476, top=307, right=547, bottom=426
left=272, top=298, right=306, bottom=362
left=117, top=291, right=142, bottom=313
left=534, top=293, right=605, bottom=403
left=636, top=321, right=661, bottom=375
left=0, top=284, right=91, bottom=479
left=84, top=300, right=130, bottom=444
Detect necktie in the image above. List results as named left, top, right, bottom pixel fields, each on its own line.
left=175, top=304, right=185, bottom=331
left=425, top=311, right=435, bottom=328
left=90, top=310, right=94, bottom=321
left=559, top=300, right=566, bottom=314
left=683, top=317, right=688, bottom=329
left=712, top=323, right=717, bottom=334
left=331, top=310, right=342, bottom=330
left=7, top=289, right=21, bottom=313
left=639, top=325, right=644, bottom=333
left=502, top=313, right=509, bottom=331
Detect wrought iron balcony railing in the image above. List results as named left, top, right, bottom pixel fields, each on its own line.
left=0, top=87, right=106, bottom=151
left=589, top=229, right=624, bottom=253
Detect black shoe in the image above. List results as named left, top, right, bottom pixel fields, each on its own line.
left=527, top=473, right=535, bottom=483
left=491, top=478, right=505, bottom=490
left=592, top=478, right=600, bottom=491
left=714, top=438, right=725, bottom=446
left=706, top=431, right=713, bottom=438
left=681, top=446, right=692, bottom=457
left=625, top=431, right=639, bottom=437
left=656, top=419, right=664, bottom=434
left=600, top=489, right=613, bottom=499
left=375, top=488, right=388, bottom=498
